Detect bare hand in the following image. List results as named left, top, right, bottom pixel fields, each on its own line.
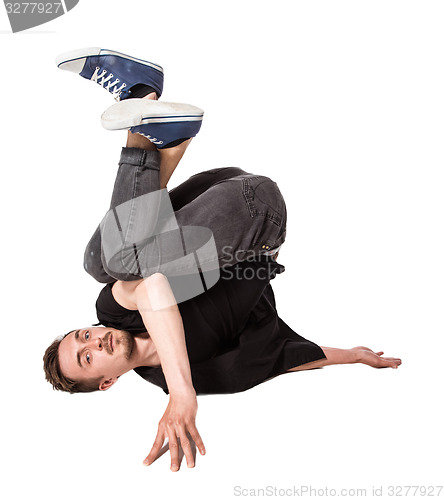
left=351, top=346, right=402, bottom=369
left=143, top=390, right=206, bottom=471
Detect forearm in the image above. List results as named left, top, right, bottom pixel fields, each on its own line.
left=144, top=307, right=194, bottom=395
left=289, top=347, right=358, bottom=372
left=135, top=274, right=194, bottom=395
left=320, top=346, right=359, bottom=365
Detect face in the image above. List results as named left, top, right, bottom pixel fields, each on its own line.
left=58, top=327, right=135, bottom=391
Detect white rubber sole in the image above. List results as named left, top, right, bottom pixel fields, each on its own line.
left=101, top=99, right=204, bottom=130
left=55, top=47, right=164, bottom=74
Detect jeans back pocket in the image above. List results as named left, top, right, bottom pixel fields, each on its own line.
left=242, top=175, right=285, bottom=227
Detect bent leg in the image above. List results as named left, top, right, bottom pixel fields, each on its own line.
left=84, top=146, right=161, bottom=282
left=85, top=124, right=287, bottom=285
left=174, top=174, right=287, bottom=268
left=84, top=109, right=195, bottom=282
left=169, top=167, right=248, bottom=210
left=84, top=152, right=244, bottom=283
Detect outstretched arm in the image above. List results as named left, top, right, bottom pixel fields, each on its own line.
left=288, top=346, right=402, bottom=372
left=133, top=273, right=205, bottom=471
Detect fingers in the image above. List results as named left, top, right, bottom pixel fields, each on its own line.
left=166, top=426, right=181, bottom=472
left=143, top=428, right=165, bottom=466
left=143, top=426, right=183, bottom=471
left=376, top=349, right=403, bottom=368
left=144, top=424, right=205, bottom=471
left=187, top=425, right=206, bottom=456
left=174, top=421, right=204, bottom=469
left=143, top=398, right=206, bottom=471
left=177, top=427, right=196, bottom=468
left=387, top=357, right=402, bottom=368
left=380, top=356, right=402, bottom=368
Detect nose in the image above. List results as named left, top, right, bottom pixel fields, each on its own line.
left=93, top=337, right=103, bottom=351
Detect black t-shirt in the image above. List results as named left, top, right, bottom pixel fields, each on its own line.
left=96, top=257, right=326, bottom=395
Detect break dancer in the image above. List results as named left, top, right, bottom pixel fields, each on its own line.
left=44, top=48, right=402, bottom=472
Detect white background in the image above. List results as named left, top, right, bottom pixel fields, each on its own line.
left=1, top=1, right=443, bottom=498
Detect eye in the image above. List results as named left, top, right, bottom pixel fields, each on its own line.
left=86, top=353, right=91, bottom=364
left=85, top=331, right=90, bottom=341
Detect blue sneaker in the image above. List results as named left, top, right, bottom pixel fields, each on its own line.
left=55, top=47, right=164, bottom=100
left=101, top=99, right=204, bottom=149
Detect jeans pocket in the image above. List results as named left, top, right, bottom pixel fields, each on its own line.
left=242, top=176, right=285, bottom=227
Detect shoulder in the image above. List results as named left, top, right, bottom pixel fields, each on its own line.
left=111, top=274, right=169, bottom=311
left=111, top=279, right=143, bottom=310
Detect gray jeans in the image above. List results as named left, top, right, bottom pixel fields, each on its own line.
left=84, top=148, right=287, bottom=286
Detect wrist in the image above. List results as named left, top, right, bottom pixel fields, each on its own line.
left=168, top=380, right=196, bottom=399
left=169, top=389, right=197, bottom=402
left=349, top=347, right=362, bottom=364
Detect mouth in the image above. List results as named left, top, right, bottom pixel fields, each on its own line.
left=104, top=331, right=113, bottom=354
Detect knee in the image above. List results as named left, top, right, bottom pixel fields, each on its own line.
left=101, top=245, right=143, bottom=281
left=84, top=244, right=114, bottom=284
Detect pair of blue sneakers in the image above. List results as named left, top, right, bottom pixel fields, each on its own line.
left=56, top=47, right=203, bottom=148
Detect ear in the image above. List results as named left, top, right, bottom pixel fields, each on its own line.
left=99, top=377, right=118, bottom=391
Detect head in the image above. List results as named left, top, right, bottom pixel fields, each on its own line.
left=43, top=327, right=135, bottom=394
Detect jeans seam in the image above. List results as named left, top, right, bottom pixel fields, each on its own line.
left=119, top=164, right=142, bottom=274
left=116, top=150, right=161, bottom=277
left=242, top=178, right=256, bottom=217
left=242, top=178, right=282, bottom=226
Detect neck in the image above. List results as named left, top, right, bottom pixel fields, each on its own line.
left=129, top=332, right=160, bottom=368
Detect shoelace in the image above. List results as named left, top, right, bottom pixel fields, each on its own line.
left=135, top=130, right=164, bottom=146
left=91, top=66, right=127, bottom=100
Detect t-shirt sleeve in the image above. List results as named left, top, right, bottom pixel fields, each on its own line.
left=95, top=283, right=147, bottom=334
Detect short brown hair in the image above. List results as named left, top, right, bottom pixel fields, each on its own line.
left=43, top=331, right=103, bottom=394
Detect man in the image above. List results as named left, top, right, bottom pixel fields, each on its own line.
left=43, top=48, right=402, bottom=472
